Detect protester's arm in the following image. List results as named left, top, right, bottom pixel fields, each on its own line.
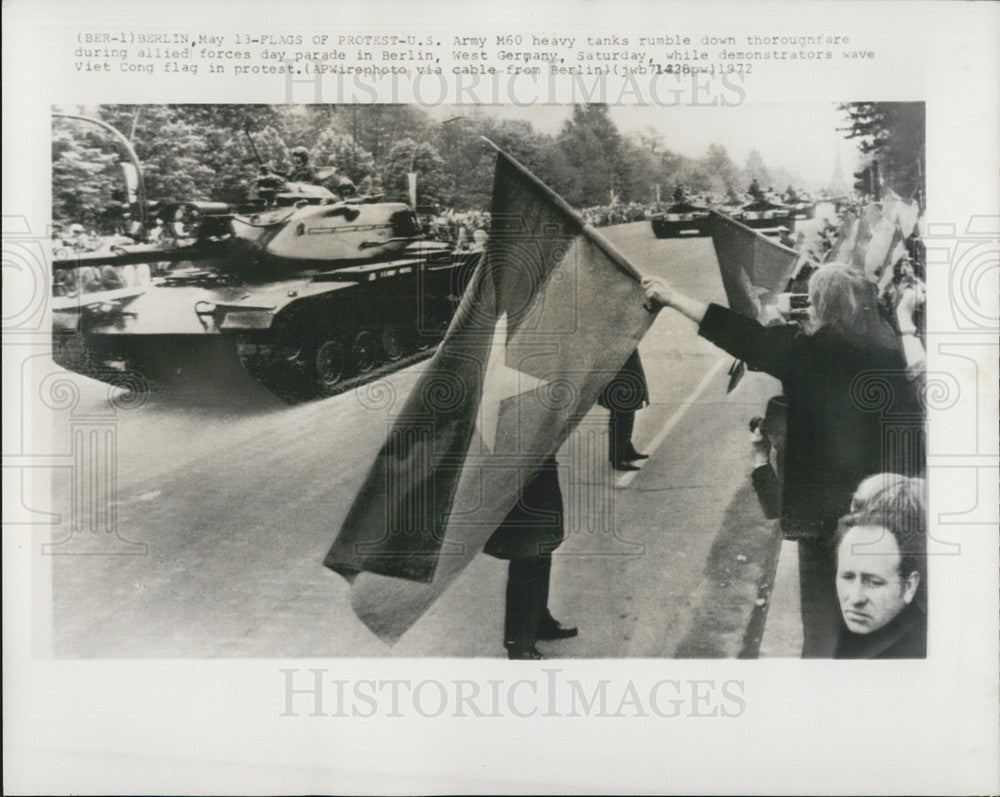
left=642, top=276, right=708, bottom=324
left=642, top=275, right=797, bottom=380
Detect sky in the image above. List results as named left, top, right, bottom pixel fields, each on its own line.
left=429, top=102, right=863, bottom=189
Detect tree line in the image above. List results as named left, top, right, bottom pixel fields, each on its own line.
left=53, top=103, right=830, bottom=232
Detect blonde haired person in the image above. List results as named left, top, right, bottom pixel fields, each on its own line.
left=644, top=264, right=923, bottom=657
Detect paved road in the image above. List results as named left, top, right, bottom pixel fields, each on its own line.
left=48, top=221, right=786, bottom=658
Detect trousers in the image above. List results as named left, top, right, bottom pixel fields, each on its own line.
left=608, top=409, right=636, bottom=463
left=797, top=537, right=841, bottom=658
left=504, top=553, right=553, bottom=649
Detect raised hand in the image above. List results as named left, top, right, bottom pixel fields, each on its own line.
left=642, top=275, right=674, bottom=311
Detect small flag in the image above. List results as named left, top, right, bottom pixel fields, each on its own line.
left=709, top=210, right=802, bottom=321
left=866, top=218, right=905, bottom=283
left=881, top=187, right=920, bottom=237
left=851, top=202, right=883, bottom=269
left=827, top=211, right=860, bottom=264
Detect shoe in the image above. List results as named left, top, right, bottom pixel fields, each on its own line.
left=626, top=449, right=649, bottom=461
left=611, top=460, right=640, bottom=471
left=506, top=645, right=545, bottom=660
left=537, top=620, right=578, bottom=641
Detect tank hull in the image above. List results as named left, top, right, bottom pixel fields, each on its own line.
left=52, top=244, right=482, bottom=403
left=650, top=212, right=711, bottom=238
left=650, top=200, right=712, bottom=238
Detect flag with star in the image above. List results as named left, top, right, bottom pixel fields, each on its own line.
left=324, top=144, right=655, bottom=642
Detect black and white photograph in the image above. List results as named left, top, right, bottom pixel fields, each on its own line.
left=4, top=1, right=998, bottom=794
left=47, top=101, right=929, bottom=661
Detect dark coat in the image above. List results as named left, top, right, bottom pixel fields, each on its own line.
left=834, top=602, right=926, bottom=659
left=483, top=458, right=564, bottom=560
left=699, top=303, right=922, bottom=540
left=751, top=464, right=782, bottom=520
left=598, top=349, right=650, bottom=412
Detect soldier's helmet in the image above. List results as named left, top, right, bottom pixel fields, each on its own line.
left=290, top=146, right=309, bottom=161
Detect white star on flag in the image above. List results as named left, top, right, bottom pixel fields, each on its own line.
left=475, top=312, right=548, bottom=453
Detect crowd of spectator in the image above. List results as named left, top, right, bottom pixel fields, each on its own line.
left=579, top=201, right=652, bottom=228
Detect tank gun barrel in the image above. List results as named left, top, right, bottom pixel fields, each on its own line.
left=56, top=240, right=229, bottom=269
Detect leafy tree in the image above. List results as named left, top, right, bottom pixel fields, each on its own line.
left=380, top=138, right=450, bottom=206
left=742, top=149, right=770, bottom=190
left=173, top=104, right=281, bottom=137
left=839, top=102, right=925, bottom=199
left=350, top=105, right=434, bottom=166
left=557, top=105, right=628, bottom=205
left=311, top=128, right=375, bottom=183
left=275, top=105, right=340, bottom=148
left=51, top=122, right=121, bottom=232
left=702, top=143, right=739, bottom=193
left=620, top=135, right=659, bottom=204
left=96, top=106, right=222, bottom=201
left=435, top=114, right=491, bottom=207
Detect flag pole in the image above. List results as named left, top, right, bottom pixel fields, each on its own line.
left=480, top=137, right=644, bottom=282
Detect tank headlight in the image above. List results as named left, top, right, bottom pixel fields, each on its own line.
left=220, top=310, right=272, bottom=329
left=172, top=204, right=203, bottom=239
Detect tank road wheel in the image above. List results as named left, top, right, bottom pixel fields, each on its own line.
left=78, top=266, right=102, bottom=294
left=412, top=314, right=437, bottom=351
left=315, top=338, right=347, bottom=393
left=380, top=325, right=407, bottom=361
left=263, top=318, right=303, bottom=367
left=351, top=330, right=378, bottom=373
left=100, top=265, right=124, bottom=290
left=414, top=326, right=432, bottom=351
left=53, top=268, right=77, bottom=298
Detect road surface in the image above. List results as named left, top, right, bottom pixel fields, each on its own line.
left=46, top=220, right=790, bottom=658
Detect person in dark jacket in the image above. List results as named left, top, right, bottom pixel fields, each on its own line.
left=598, top=349, right=650, bottom=471
left=642, top=264, right=922, bottom=657
left=483, top=457, right=578, bottom=659
left=833, top=503, right=926, bottom=659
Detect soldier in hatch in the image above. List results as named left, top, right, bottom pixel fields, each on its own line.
left=288, top=146, right=317, bottom=184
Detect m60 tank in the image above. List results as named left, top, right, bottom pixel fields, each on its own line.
left=51, top=116, right=481, bottom=403
left=732, top=179, right=797, bottom=232
left=649, top=186, right=711, bottom=238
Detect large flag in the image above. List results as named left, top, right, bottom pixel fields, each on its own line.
left=324, top=145, right=655, bottom=642
left=708, top=210, right=802, bottom=321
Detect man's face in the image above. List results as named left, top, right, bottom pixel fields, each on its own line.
left=837, top=525, right=919, bottom=634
